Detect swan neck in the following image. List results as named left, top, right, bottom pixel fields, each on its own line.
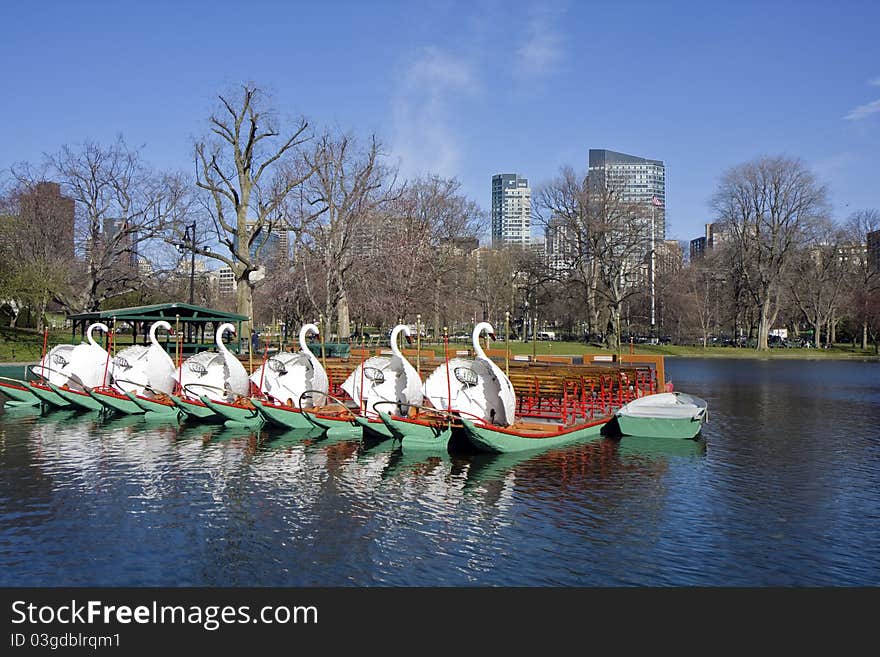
left=390, top=326, right=404, bottom=359
left=216, top=323, right=233, bottom=356
left=472, top=324, right=489, bottom=361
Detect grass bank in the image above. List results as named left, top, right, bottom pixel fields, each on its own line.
left=1, top=327, right=877, bottom=363
left=435, top=338, right=879, bottom=360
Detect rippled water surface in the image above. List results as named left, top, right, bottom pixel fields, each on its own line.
left=1, top=358, right=879, bottom=586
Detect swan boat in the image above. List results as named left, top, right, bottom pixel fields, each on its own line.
left=251, top=324, right=329, bottom=430
left=40, top=323, right=112, bottom=411
left=603, top=392, right=708, bottom=439
left=4, top=323, right=110, bottom=409
left=417, top=322, right=614, bottom=453
left=343, top=324, right=423, bottom=441
left=171, top=322, right=249, bottom=422
left=86, top=321, right=178, bottom=416
left=405, top=322, right=520, bottom=452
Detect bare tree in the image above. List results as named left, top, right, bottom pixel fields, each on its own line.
left=711, top=156, right=828, bottom=350
left=844, top=209, right=880, bottom=349
left=787, top=221, right=849, bottom=347
left=12, top=138, right=176, bottom=312
left=191, top=85, right=317, bottom=338
left=300, top=131, right=396, bottom=340
left=536, top=166, right=649, bottom=349
left=378, top=176, right=482, bottom=335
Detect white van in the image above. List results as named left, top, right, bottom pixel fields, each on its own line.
left=537, top=331, right=557, bottom=341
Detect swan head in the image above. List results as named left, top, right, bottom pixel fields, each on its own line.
left=149, top=320, right=172, bottom=343
left=472, top=322, right=496, bottom=343
left=299, top=324, right=319, bottom=351
left=216, top=322, right=236, bottom=342
left=86, top=322, right=110, bottom=346
left=390, top=324, right=412, bottom=348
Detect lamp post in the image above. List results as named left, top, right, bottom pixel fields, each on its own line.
left=178, top=221, right=197, bottom=305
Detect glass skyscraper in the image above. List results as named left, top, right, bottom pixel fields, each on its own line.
left=588, top=149, right=666, bottom=241
left=491, top=173, right=531, bottom=247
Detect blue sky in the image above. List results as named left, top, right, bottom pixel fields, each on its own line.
left=1, top=0, right=878, bottom=242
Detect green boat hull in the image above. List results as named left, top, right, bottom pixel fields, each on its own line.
left=460, top=417, right=607, bottom=453
left=612, top=414, right=705, bottom=440
left=199, top=396, right=263, bottom=427
left=170, top=395, right=220, bottom=421
left=87, top=388, right=145, bottom=415
left=0, top=380, right=41, bottom=406
left=353, top=415, right=395, bottom=441
left=26, top=382, right=71, bottom=408
left=49, top=383, right=105, bottom=411
left=253, top=399, right=315, bottom=430
left=124, top=391, right=179, bottom=417
left=377, top=411, right=453, bottom=451
left=304, top=410, right=360, bottom=437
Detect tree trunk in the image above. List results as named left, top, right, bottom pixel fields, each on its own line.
left=336, top=292, right=350, bottom=341
left=756, top=295, right=772, bottom=350
left=863, top=322, right=868, bottom=351
left=236, top=278, right=253, bottom=340
left=37, top=294, right=48, bottom=333
left=433, top=282, right=441, bottom=342
left=813, top=321, right=821, bottom=349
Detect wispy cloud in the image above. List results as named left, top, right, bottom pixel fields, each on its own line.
left=517, top=5, right=566, bottom=77
left=391, top=47, right=481, bottom=178
left=845, top=99, right=880, bottom=120
left=845, top=77, right=880, bottom=120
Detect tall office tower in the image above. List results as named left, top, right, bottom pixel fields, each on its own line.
left=588, top=149, right=666, bottom=239
left=17, top=182, right=75, bottom=259
left=869, top=229, right=880, bottom=275
left=491, top=173, right=531, bottom=247
left=545, top=215, right=576, bottom=272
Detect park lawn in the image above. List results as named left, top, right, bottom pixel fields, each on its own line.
left=1, top=326, right=877, bottom=362
left=430, top=338, right=879, bottom=360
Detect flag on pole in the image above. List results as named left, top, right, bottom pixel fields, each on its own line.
left=651, top=196, right=663, bottom=207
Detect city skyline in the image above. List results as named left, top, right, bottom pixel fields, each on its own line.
left=1, top=1, right=877, bottom=243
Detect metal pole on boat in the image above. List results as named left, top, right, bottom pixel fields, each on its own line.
left=444, top=327, right=452, bottom=412
left=416, top=313, right=421, bottom=376
left=505, top=311, right=510, bottom=376
left=319, top=313, right=327, bottom=371
left=102, top=321, right=114, bottom=387
left=248, top=319, right=254, bottom=375
left=41, top=327, right=48, bottom=380
left=175, top=314, right=182, bottom=394
left=258, top=334, right=269, bottom=393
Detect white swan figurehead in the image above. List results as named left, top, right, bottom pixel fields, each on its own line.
left=174, top=322, right=249, bottom=402
left=62, top=322, right=111, bottom=390
left=341, top=324, right=423, bottom=418
left=249, top=323, right=329, bottom=407
left=422, top=322, right=516, bottom=426
left=111, top=320, right=176, bottom=396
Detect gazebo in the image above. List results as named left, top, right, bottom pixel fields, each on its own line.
left=67, top=303, right=249, bottom=355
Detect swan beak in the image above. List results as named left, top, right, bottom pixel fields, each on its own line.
left=405, top=335, right=413, bottom=345
left=488, top=333, right=498, bottom=342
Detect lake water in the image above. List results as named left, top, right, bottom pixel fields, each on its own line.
left=1, top=358, right=878, bottom=586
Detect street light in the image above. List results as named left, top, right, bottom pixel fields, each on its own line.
left=182, top=221, right=197, bottom=305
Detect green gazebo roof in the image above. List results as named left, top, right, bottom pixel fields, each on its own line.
left=67, top=303, right=248, bottom=323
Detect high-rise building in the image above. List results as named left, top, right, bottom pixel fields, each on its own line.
left=588, top=149, right=666, bottom=239
left=17, top=182, right=75, bottom=259
left=491, top=173, right=531, bottom=247
left=545, top=215, right=576, bottom=272
left=656, top=240, right=684, bottom=275
left=233, top=221, right=288, bottom=266
left=690, top=222, right=728, bottom=261
left=868, top=229, right=880, bottom=275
